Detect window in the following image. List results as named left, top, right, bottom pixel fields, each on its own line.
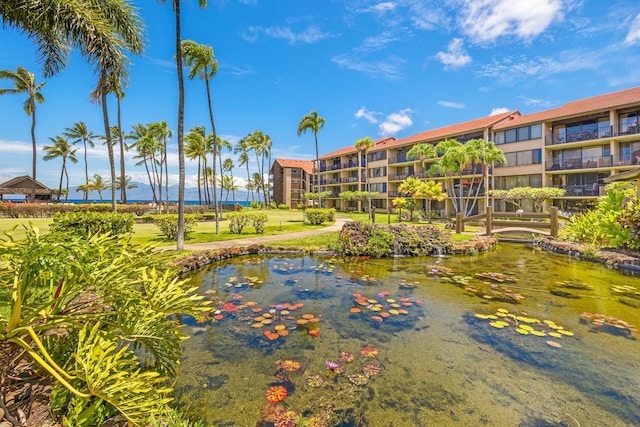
left=368, top=151, right=387, bottom=162
left=495, top=131, right=505, bottom=145
left=498, top=149, right=541, bottom=167
left=505, top=129, right=517, bottom=143
left=498, top=124, right=542, bottom=144
left=494, top=174, right=542, bottom=189
left=530, top=124, right=542, bottom=139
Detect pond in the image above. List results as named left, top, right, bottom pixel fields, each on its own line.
left=175, top=244, right=640, bottom=427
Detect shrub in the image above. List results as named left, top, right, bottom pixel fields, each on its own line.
left=50, top=211, right=135, bottom=238
left=305, top=208, right=335, bottom=225
left=249, top=212, right=268, bottom=234
left=152, top=214, right=201, bottom=240
left=227, top=212, right=248, bottom=234
left=278, top=204, right=290, bottom=210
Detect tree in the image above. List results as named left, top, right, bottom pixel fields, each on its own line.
left=422, top=180, right=447, bottom=223
left=465, top=138, right=506, bottom=213
left=129, top=123, right=160, bottom=203
left=407, top=143, right=437, bottom=171
left=149, top=121, right=172, bottom=210
left=223, top=158, right=236, bottom=202
left=64, top=122, right=96, bottom=203
left=159, top=0, right=208, bottom=250
left=355, top=136, right=375, bottom=221
left=246, top=131, right=269, bottom=206
left=185, top=126, right=208, bottom=205
left=234, top=138, right=253, bottom=203
left=0, top=67, right=45, bottom=201
left=215, top=136, right=232, bottom=208
left=489, top=187, right=566, bottom=212
left=114, top=175, right=138, bottom=192
left=297, top=111, right=325, bottom=207
left=43, top=135, right=78, bottom=202
left=398, top=176, right=424, bottom=221
left=89, top=173, right=110, bottom=202
left=430, top=139, right=466, bottom=215
left=220, top=175, right=238, bottom=203
left=182, top=39, right=219, bottom=230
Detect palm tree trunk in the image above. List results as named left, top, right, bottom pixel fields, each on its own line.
left=196, top=157, right=202, bottom=204
left=246, top=162, right=252, bottom=202
left=175, top=0, right=185, bottom=250
left=231, top=171, right=236, bottom=202
left=57, top=161, right=64, bottom=202
left=164, top=137, right=169, bottom=210
left=100, top=80, right=117, bottom=212
left=314, top=134, right=320, bottom=208
left=64, top=163, right=70, bottom=202
left=30, top=105, right=37, bottom=202
left=117, top=97, right=126, bottom=203
left=143, top=158, right=157, bottom=203
left=83, top=138, right=89, bottom=203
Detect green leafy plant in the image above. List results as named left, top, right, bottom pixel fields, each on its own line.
left=305, top=208, right=335, bottom=225
left=153, top=214, right=200, bottom=240
left=249, top=212, right=268, bottom=234
left=0, top=226, right=210, bottom=426
left=50, top=211, right=135, bottom=237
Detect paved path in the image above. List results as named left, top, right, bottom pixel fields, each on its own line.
left=158, top=216, right=351, bottom=252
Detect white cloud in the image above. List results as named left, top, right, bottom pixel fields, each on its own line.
left=355, top=107, right=380, bottom=124
left=332, top=54, right=403, bottom=80
left=624, top=13, right=640, bottom=46
left=379, top=108, right=413, bottom=136
left=438, top=101, right=466, bottom=109
left=454, top=0, right=567, bottom=43
left=243, top=25, right=335, bottom=44
left=490, top=107, right=510, bottom=115
left=520, top=96, right=555, bottom=108
left=436, top=38, right=472, bottom=68
left=356, top=31, right=400, bottom=52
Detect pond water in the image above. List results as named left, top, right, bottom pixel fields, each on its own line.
left=175, top=244, right=640, bottom=427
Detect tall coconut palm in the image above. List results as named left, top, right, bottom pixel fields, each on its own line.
left=149, top=121, right=172, bottom=210
left=43, top=135, right=78, bottom=202
left=89, top=173, right=110, bottom=202
left=63, top=122, right=96, bottom=203
left=297, top=111, right=325, bottom=207
left=465, top=138, right=506, bottom=213
left=234, top=138, right=253, bottom=203
left=185, top=126, right=208, bottom=205
left=128, top=123, right=159, bottom=203
left=223, top=157, right=236, bottom=202
left=355, top=136, right=374, bottom=220
left=0, top=67, right=45, bottom=201
left=214, top=136, right=232, bottom=209
left=159, top=0, right=208, bottom=249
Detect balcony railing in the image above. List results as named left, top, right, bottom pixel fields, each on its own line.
left=388, top=154, right=410, bottom=164
left=388, top=174, right=410, bottom=181
left=545, top=122, right=640, bottom=146
left=551, top=185, right=601, bottom=197
left=341, top=177, right=360, bottom=184
left=341, top=160, right=361, bottom=169
left=546, top=154, right=639, bottom=171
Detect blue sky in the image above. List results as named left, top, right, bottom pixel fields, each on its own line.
left=1, top=0, right=640, bottom=193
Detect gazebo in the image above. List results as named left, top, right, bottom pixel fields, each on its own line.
left=0, top=176, right=54, bottom=201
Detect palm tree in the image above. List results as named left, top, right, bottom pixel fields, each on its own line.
left=432, top=139, right=466, bottom=215
left=111, top=123, right=127, bottom=203
left=422, top=180, right=447, bottom=223
left=64, top=122, right=96, bottom=203
left=185, top=126, right=208, bottom=205
left=0, top=1, right=144, bottom=78
left=252, top=172, right=264, bottom=203
left=220, top=175, right=238, bottom=203
left=114, top=175, right=138, bottom=192
left=0, top=67, right=45, bottom=201
left=149, top=121, right=172, bottom=210
left=89, top=173, right=110, bottom=202
left=465, top=138, right=506, bottom=213
left=297, top=111, right=325, bottom=207
left=128, top=123, right=159, bottom=203
left=215, top=136, right=232, bottom=209
left=355, top=136, right=375, bottom=220
left=234, top=138, right=253, bottom=203
left=43, top=135, right=78, bottom=202
left=223, top=158, right=236, bottom=202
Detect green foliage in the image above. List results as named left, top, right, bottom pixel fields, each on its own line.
left=50, top=211, right=134, bottom=237
left=226, top=212, right=269, bottom=234
left=153, top=214, right=200, bottom=240
left=277, top=203, right=290, bottom=210
left=0, top=203, right=154, bottom=218
left=489, top=187, right=566, bottom=212
left=561, top=184, right=640, bottom=250
left=0, top=227, right=210, bottom=426
left=305, top=208, right=335, bottom=225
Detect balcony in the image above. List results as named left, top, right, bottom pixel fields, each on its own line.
left=388, top=174, right=410, bottom=181
left=341, top=160, right=360, bottom=169
left=545, top=122, right=640, bottom=146
left=388, top=154, right=410, bottom=165
left=341, top=177, right=360, bottom=184
left=546, top=155, right=612, bottom=171
left=551, top=185, right=601, bottom=197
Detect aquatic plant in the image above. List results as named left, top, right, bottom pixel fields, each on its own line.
left=260, top=402, right=285, bottom=423
left=580, top=312, right=638, bottom=336
left=360, top=346, right=378, bottom=358
left=338, top=352, right=355, bottom=363
left=306, top=375, right=324, bottom=388
left=475, top=272, right=518, bottom=283
left=473, top=309, right=575, bottom=342
left=348, top=374, right=369, bottom=386
left=274, top=409, right=299, bottom=427
left=266, top=385, right=288, bottom=403
left=362, top=364, right=381, bottom=377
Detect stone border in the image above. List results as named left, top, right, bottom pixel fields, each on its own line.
left=171, top=236, right=499, bottom=274
left=536, top=237, right=640, bottom=274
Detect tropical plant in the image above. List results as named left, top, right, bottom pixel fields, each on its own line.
left=0, top=227, right=210, bottom=426
left=488, top=187, right=566, bottom=212
left=153, top=214, right=200, bottom=240
left=0, top=67, right=45, bottom=201
left=43, top=135, right=78, bottom=202
left=111, top=124, right=127, bottom=202
left=51, top=211, right=135, bottom=237
left=223, top=158, right=236, bottom=202
left=297, top=111, right=325, bottom=207
left=150, top=121, right=173, bottom=209
left=422, top=180, right=447, bottom=223
left=354, top=136, right=375, bottom=219
left=114, top=175, right=139, bottom=192
left=185, top=126, right=208, bottom=205
left=234, top=138, right=253, bottom=203
left=397, top=176, right=425, bottom=221
left=64, top=122, right=97, bottom=203
left=89, top=173, right=110, bottom=202
left=215, top=136, right=233, bottom=206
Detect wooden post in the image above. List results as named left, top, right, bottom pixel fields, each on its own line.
left=456, top=212, right=464, bottom=233
left=549, top=206, right=558, bottom=237
left=485, top=205, right=493, bottom=236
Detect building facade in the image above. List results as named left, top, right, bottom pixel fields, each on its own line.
left=270, top=158, right=314, bottom=208
left=307, top=86, right=640, bottom=216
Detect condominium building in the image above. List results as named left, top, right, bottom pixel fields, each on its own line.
left=273, top=86, right=640, bottom=215
left=270, top=158, right=314, bottom=208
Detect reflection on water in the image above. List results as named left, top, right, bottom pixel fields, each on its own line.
left=175, top=244, right=640, bottom=426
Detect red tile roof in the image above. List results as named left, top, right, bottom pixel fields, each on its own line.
left=319, top=136, right=395, bottom=160
left=273, top=158, right=314, bottom=175
left=383, top=110, right=518, bottom=149
left=494, top=85, right=640, bottom=130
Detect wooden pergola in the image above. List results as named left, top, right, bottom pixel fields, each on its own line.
left=0, top=176, right=54, bottom=201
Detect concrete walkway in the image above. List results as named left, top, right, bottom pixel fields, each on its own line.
left=158, top=216, right=352, bottom=252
